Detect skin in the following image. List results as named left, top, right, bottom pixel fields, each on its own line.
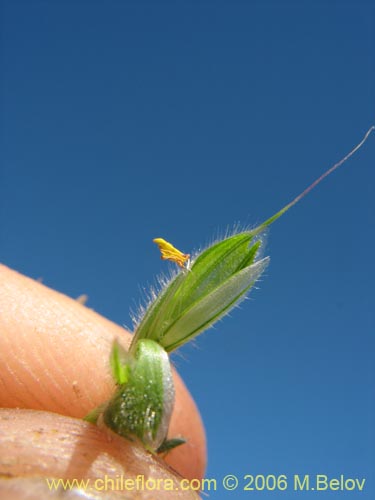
left=0, top=264, right=206, bottom=499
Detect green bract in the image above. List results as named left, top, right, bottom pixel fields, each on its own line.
left=103, top=339, right=174, bottom=450
left=130, top=233, right=268, bottom=353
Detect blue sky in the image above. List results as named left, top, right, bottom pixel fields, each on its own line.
left=1, top=1, right=374, bottom=498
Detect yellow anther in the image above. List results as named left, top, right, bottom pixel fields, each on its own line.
left=153, top=238, right=190, bottom=269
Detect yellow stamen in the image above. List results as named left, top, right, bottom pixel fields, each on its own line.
left=153, top=238, right=190, bottom=269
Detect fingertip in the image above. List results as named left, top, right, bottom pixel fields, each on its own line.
left=0, top=409, right=200, bottom=499
left=0, top=265, right=207, bottom=480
